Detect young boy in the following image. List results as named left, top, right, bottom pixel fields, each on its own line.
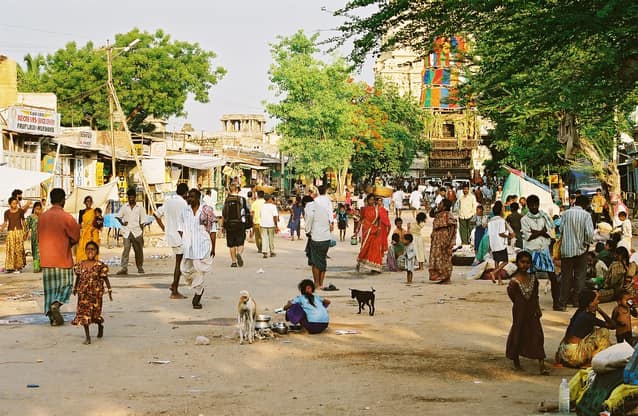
left=472, top=205, right=489, bottom=253
left=403, top=233, right=416, bottom=284
left=615, top=211, right=632, bottom=250
left=612, top=290, right=638, bottom=345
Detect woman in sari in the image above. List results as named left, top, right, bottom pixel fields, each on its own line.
left=1, top=196, right=26, bottom=273
left=556, top=289, right=614, bottom=368
left=77, top=196, right=100, bottom=262
left=356, top=194, right=391, bottom=273
left=428, top=198, right=457, bottom=283
left=25, top=202, right=42, bottom=272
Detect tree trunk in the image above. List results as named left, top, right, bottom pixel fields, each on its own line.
left=558, top=112, right=579, bottom=159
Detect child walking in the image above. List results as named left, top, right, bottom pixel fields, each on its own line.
left=506, top=251, right=549, bottom=375
left=72, top=241, right=112, bottom=345
left=337, top=203, right=348, bottom=242
left=612, top=290, right=638, bottom=345
left=403, top=233, right=416, bottom=284
left=351, top=207, right=361, bottom=243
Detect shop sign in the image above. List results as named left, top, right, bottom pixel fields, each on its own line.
left=7, top=105, right=60, bottom=137
left=150, top=141, right=167, bottom=157
left=77, top=130, right=96, bottom=148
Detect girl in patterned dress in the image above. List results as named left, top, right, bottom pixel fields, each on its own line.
left=72, top=241, right=112, bottom=344
left=506, top=251, right=549, bottom=375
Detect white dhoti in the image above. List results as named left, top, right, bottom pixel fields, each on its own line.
left=181, top=255, right=213, bottom=296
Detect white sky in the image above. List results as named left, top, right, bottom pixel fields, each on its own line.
left=0, top=0, right=374, bottom=132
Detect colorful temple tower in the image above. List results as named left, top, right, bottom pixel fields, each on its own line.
left=420, top=36, right=480, bottom=178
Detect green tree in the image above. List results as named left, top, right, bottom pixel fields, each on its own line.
left=18, top=28, right=226, bottom=130
left=333, top=1, right=638, bottom=190
left=266, top=30, right=366, bottom=195
left=350, top=80, right=426, bottom=180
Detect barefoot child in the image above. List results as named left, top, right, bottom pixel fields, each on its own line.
left=506, top=251, right=549, bottom=375
left=387, top=233, right=404, bottom=272
left=337, top=203, right=348, bottom=242
left=488, top=201, right=514, bottom=285
left=72, top=241, right=112, bottom=344
left=403, top=233, right=416, bottom=284
left=351, top=207, right=361, bottom=242
left=612, top=290, right=638, bottom=345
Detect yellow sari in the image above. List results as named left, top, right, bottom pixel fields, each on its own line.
left=76, top=208, right=100, bottom=261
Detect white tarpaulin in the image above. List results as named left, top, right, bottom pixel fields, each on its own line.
left=141, top=158, right=166, bottom=184
left=0, top=165, right=52, bottom=202
left=64, top=180, right=119, bottom=214
left=166, top=154, right=225, bottom=170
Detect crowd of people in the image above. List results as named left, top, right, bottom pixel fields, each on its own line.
left=3, top=175, right=638, bottom=371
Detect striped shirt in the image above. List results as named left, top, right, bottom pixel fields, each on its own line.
left=560, top=206, right=594, bottom=258
left=180, top=204, right=218, bottom=260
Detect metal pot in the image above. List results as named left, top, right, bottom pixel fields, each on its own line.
left=255, top=314, right=272, bottom=330
left=272, top=322, right=288, bottom=334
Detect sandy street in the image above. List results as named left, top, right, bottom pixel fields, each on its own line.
left=0, top=221, right=585, bottom=416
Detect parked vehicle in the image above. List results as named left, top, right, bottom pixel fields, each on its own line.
left=566, top=169, right=601, bottom=197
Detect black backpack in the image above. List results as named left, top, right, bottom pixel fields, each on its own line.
left=223, top=195, right=243, bottom=225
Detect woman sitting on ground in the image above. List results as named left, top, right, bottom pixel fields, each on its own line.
left=283, top=279, right=330, bottom=334
left=556, top=289, right=615, bottom=368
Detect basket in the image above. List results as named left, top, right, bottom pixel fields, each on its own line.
left=373, top=186, right=393, bottom=198
left=255, top=185, right=276, bottom=194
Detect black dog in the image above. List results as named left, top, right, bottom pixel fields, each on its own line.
left=350, top=288, right=375, bottom=316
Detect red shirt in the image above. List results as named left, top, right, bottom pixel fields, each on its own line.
left=38, top=205, right=80, bottom=268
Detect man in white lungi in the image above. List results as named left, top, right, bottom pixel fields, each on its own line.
left=179, top=188, right=217, bottom=309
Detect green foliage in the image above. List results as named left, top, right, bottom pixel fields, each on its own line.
left=17, top=28, right=226, bottom=130
left=350, top=80, right=426, bottom=179
left=333, top=0, right=638, bottom=173
left=267, top=31, right=424, bottom=182
left=266, top=31, right=365, bottom=180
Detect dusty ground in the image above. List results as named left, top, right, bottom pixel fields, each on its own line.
left=0, top=218, right=592, bottom=416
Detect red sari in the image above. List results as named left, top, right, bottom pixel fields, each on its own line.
left=428, top=210, right=457, bottom=282
left=357, top=204, right=391, bottom=272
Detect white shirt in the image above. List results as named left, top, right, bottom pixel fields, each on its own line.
left=392, top=190, right=404, bottom=209
left=180, top=205, right=217, bottom=260
left=521, top=211, right=553, bottom=252
left=203, top=189, right=217, bottom=208
left=488, top=216, right=508, bottom=252
left=260, top=203, right=279, bottom=228
left=314, top=195, right=333, bottom=222
left=305, top=201, right=332, bottom=242
left=116, top=203, right=145, bottom=238
left=457, top=192, right=477, bottom=220
left=409, top=190, right=422, bottom=209
left=434, top=194, right=444, bottom=206
left=155, top=195, right=188, bottom=247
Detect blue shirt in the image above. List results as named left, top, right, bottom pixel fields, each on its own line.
left=292, top=294, right=329, bottom=323
left=559, top=206, right=594, bottom=258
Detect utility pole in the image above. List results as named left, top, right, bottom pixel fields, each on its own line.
left=106, top=40, right=116, bottom=180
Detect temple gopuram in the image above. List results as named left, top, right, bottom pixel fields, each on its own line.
left=375, top=36, right=483, bottom=179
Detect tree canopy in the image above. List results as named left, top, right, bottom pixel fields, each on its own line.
left=18, top=28, right=226, bottom=131
left=266, top=30, right=425, bottom=188
left=332, top=0, right=638, bottom=178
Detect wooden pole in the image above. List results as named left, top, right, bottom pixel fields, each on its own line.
left=106, top=40, right=117, bottom=181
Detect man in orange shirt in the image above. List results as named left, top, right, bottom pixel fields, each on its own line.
left=38, top=188, right=80, bottom=326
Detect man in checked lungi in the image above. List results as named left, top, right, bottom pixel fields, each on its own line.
left=38, top=188, right=81, bottom=325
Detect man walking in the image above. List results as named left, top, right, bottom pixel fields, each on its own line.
left=180, top=188, right=217, bottom=309
left=38, top=188, right=80, bottom=326
left=559, top=195, right=594, bottom=310
left=154, top=183, right=189, bottom=299
left=251, top=190, right=265, bottom=254
left=116, top=189, right=146, bottom=275
left=521, top=195, right=560, bottom=310
left=259, top=194, right=279, bottom=258
left=222, top=183, right=248, bottom=267
left=457, top=184, right=477, bottom=245
left=305, top=196, right=332, bottom=289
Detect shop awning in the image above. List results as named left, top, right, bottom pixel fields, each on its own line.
left=166, top=154, right=225, bottom=170
left=239, top=163, right=268, bottom=170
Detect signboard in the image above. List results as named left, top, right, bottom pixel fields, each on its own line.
left=7, top=105, right=60, bottom=137
left=77, top=130, right=96, bottom=148
left=549, top=174, right=560, bottom=185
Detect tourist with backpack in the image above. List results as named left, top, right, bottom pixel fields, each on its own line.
left=222, top=183, right=249, bottom=267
